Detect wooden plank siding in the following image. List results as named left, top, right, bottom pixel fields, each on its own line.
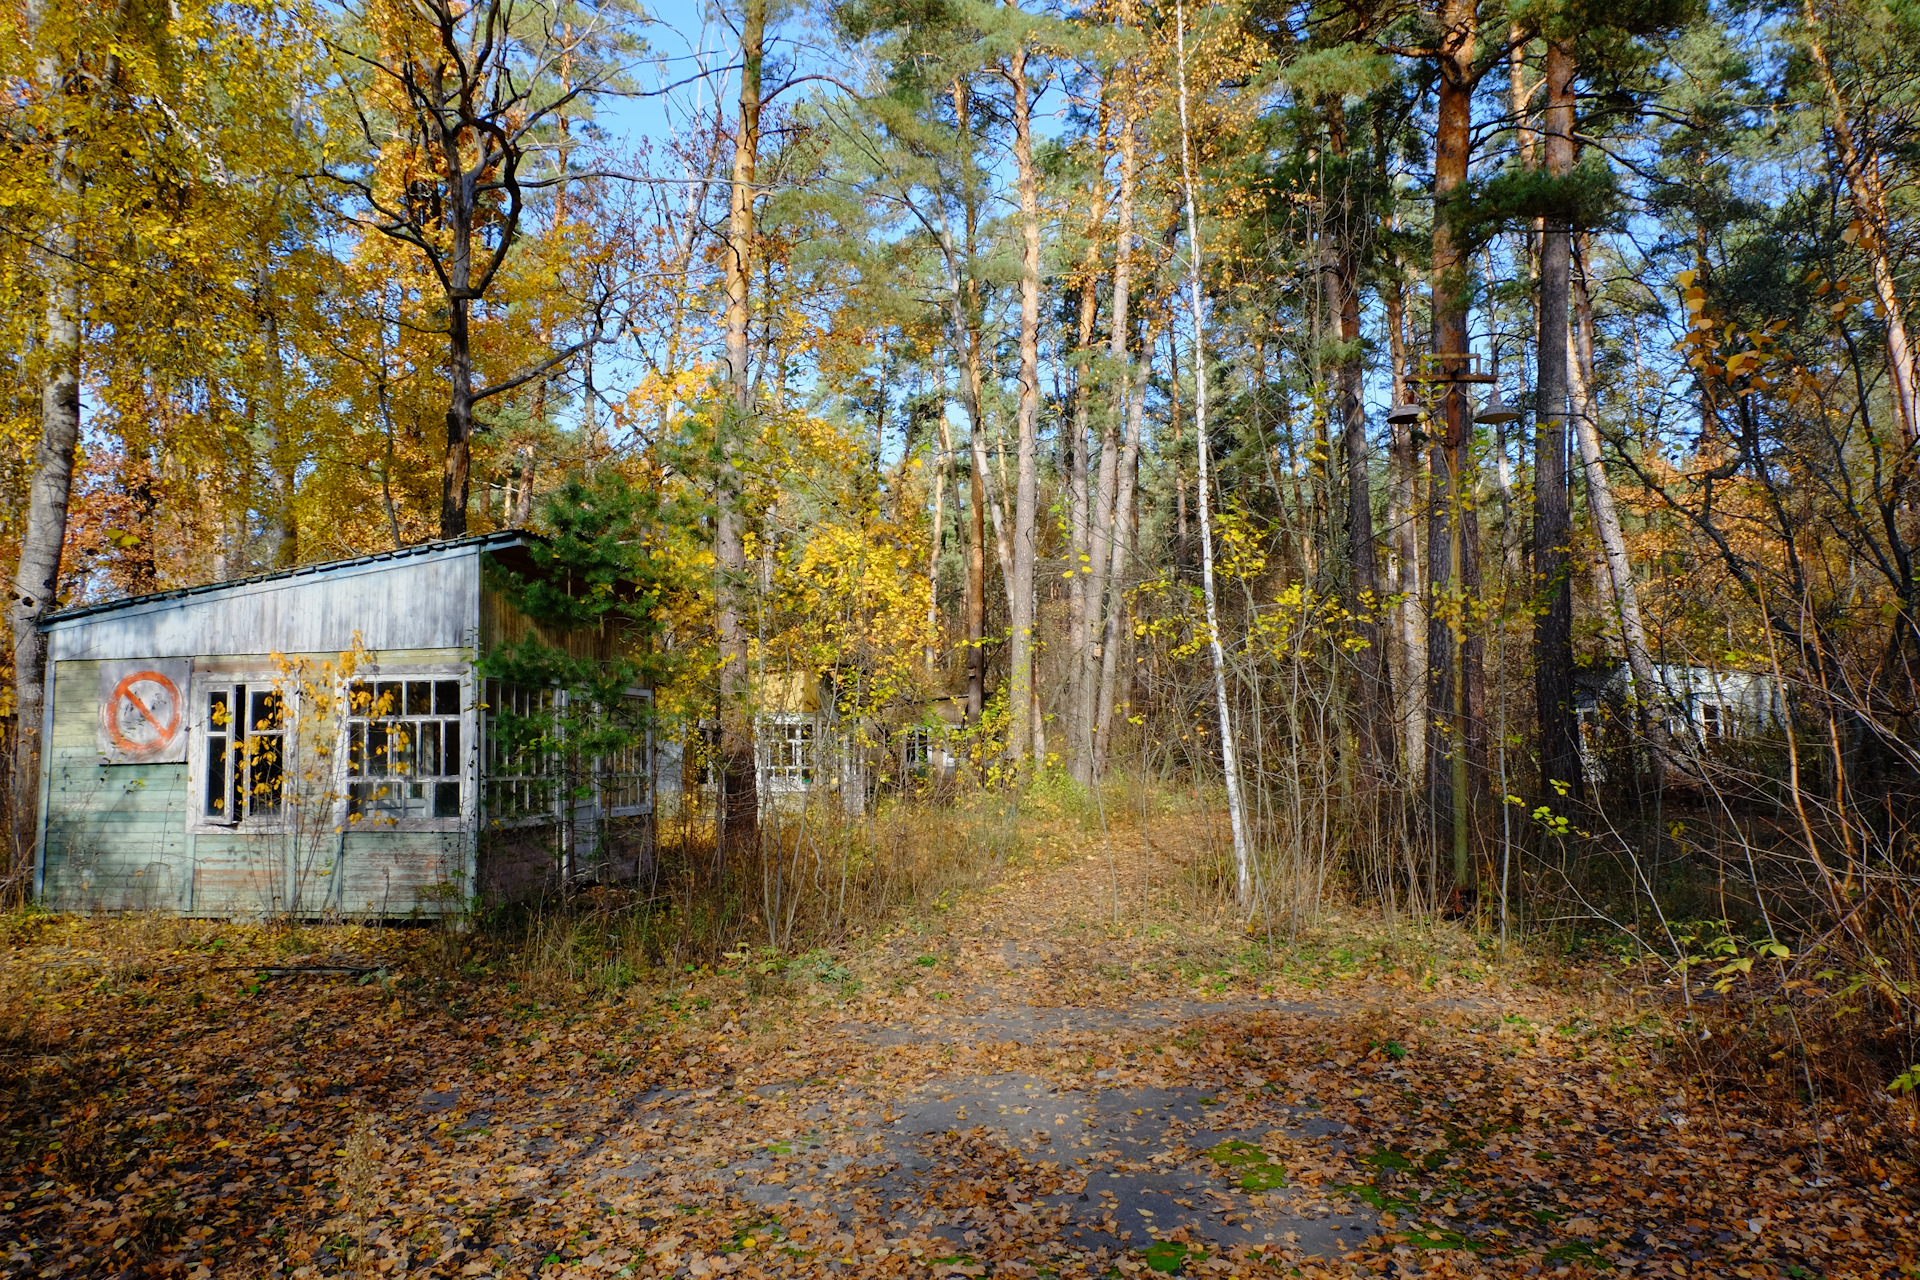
left=33, top=534, right=653, bottom=919
left=41, top=654, right=475, bottom=918
left=478, top=581, right=632, bottom=663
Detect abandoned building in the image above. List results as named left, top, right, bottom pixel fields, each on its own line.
left=1575, top=662, right=1786, bottom=783
left=653, top=675, right=961, bottom=820
left=30, top=531, right=653, bottom=920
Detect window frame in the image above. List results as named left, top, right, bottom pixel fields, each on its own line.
left=481, top=678, right=566, bottom=829
left=480, top=681, right=655, bottom=827
left=186, top=671, right=296, bottom=835
left=337, top=665, right=477, bottom=835
left=598, top=688, right=654, bottom=819
left=758, top=713, right=817, bottom=791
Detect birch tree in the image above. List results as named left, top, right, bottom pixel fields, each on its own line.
left=2, top=0, right=312, bottom=882
left=1173, top=0, right=1252, bottom=904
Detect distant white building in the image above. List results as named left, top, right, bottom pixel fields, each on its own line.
left=1576, top=663, right=1786, bottom=782
left=654, top=679, right=962, bottom=819
left=654, top=671, right=864, bottom=819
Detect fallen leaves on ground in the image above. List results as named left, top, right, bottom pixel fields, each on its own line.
left=1, top=824, right=1913, bottom=1279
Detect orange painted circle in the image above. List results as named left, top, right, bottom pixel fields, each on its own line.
left=107, top=671, right=182, bottom=754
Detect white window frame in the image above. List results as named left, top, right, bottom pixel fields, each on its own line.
left=338, top=666, right=476, bottom=834
left=901, top=723, right=954, bottom=773
left=481, top=678, right=566, bottom=829
left=187, top=670, right=296, bottom=835
left=598, top=688, right=654, bottom=819
left=758, top=714, right=817, bottom=791
left=481, top=682, right=654, bottom=826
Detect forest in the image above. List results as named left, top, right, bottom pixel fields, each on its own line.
left=2, top=0, right=1920, bottom=1275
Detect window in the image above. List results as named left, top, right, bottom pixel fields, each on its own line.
left=1701, top=703, right=1726, bottom=742
left=203, top=683, right=284, bottom=825
left=761, top=717, right=814, bottom=787
left=901, top=725, right=935, bottom=770
left=600, top=691, right=653, bottom=816
left=482, top=679, right=560, bottom=825
left=346, top=678, right=465, bottom=825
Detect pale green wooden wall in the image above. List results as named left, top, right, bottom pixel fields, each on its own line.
left=41, top=655, right=474, bottom=918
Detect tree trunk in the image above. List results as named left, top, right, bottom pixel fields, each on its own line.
left=1532, top=37, right=1580, bottom=802
left=1080, top=108, right=1136, bottom=787
left=1805, top=2, right=1919, bottom=453
left=1572, top=235, right=1668, bottom=775
left=1425, top=0, right=1485, bottom=897
left=968, top=434, right=988, bottom=728
left=928, top=424, right=946, bottom=678
left=512, top=444, right=537, bottom=525
left=438, top=58, right=479, bottom=541
left=1321, top=99, right=1392, bottom=775
left=1510, top=25, right=1536, bottom=171
left=1384, top=272, right=1426, bottom=781
left=1172, top=339, right=1190, bottom=569
left=1174, top=0, right=1253, bottom=904
left=950, top=250, right=995, bottom=733
left=1506, top=22, right=1538, bottom=583
left=1094, top=315, right=1151, bottom=774
left=442, top=295, right=475, bottom=537
left=1067, top=238, right=1099, bottom=785
left=253, top=298, right=297, bottom=568
left=1005, top=43, right=1042, bottom=772
left=717, top=0, right=765, bottom=855
left=9, top=102, right=82, bottom=885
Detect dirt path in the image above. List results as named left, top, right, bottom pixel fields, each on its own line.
left=411, top=833, right=1905, bottom=1280
left=2, top=823, right=1911, bottom=1279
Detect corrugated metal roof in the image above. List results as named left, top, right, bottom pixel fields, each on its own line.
left=43, top=529, right=535, bottom=628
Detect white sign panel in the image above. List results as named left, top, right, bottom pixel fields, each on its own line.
left=97, top=660, right=191, bottom=764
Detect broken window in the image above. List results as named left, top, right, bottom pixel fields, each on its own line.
left=203, top=684, right=284, bottom=825
left=346, top=678, right=465, bottom=824
left=760, top=717, right=814, bottom=787
left=599, top=691, right=653, bottom=816
left=482, top=679, right=560, bottom=825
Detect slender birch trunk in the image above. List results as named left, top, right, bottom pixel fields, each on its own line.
left=1384, top=273, right=1426, bottom=780
left=1067, top=239, right=1099, bottom=783
left=1081, top=108, right=1136, bottom=785
left=944, top=75, right=996, bottom=732
left=1094, top=313, right=1151, bottom=774
left=1006, top=43, right=1043, bottom=770
left=1321, top=99, right=1391, bottom=773
left=1175, top=0, right=1253, bottom=904
left=1066, top=96, right=1114, bottom=783
left=1171, top=339, right=1190, bottom=568
left=1506, top=21, right=1538, bottom=585
left=1571, top=236, right=1668, bottom=774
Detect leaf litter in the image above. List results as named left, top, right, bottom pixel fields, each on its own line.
left=0, top=826, right=1914, bottom=1279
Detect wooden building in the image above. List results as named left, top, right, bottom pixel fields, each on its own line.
left=31, top=532, right=653, bottom=920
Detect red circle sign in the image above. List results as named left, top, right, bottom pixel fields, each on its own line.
left=106, top=671, right=183, bottom=755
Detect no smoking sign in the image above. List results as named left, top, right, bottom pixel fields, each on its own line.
left=97, top=660, right=190, bottom=764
